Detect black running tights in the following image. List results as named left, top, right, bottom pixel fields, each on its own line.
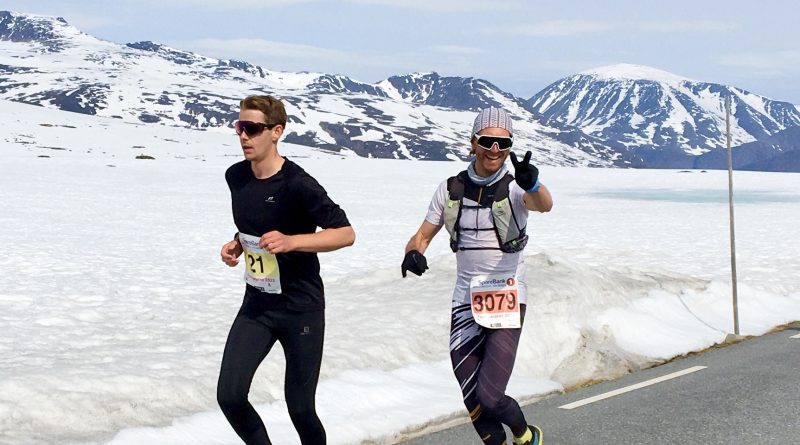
left=217, top=302, right=325, bottom=445
left=450, top=304, right=528, bottom=445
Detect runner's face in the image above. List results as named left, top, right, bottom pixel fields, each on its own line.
left=238, top=108, right=278, bottom=162
left=472, top=127, right=511, bottom=177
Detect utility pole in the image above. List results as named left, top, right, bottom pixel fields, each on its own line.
left=725, top=95, right=740, bottom=337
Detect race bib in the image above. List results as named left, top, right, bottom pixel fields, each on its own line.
left=469, top=273, right=520, bottom=329
left=239, top=233, right=281, bottom=294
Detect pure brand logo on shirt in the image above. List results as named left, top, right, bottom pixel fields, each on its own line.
left=265, top=196, right=276, bottom=203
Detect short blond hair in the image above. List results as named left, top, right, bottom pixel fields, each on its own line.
left=240, top=95, right=287, bottom=128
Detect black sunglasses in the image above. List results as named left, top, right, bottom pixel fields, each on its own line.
left=234, top=120, right=280, bottom=136
left=474, top=134, right=513, bottom=151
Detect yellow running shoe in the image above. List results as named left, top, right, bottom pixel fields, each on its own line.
left=516, top=425, right=543, bottom=445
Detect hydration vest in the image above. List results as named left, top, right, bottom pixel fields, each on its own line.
left=443, top=171, right=528, bottom=253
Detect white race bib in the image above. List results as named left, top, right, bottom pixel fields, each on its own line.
left=239, top=233, right=281, bottom=294
left=469, top=273, right=520, bottom=329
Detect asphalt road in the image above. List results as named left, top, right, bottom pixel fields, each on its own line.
left=399, top=325, right=800, bottom=444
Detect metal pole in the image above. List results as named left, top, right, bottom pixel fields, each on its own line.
left=725, top=95, right=740, bottom=336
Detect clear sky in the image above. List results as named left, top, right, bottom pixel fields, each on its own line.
left=5, top=0, right=800, bottom=103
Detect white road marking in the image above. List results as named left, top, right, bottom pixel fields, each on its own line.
left=559, top=366, right=707, bottom=410
left=791, top=333, right=800, bottom=339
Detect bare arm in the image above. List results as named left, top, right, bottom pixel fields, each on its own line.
left=401, top=220, right=441, bottom=277
left=259, top=226, right=355, bottom=254
left=405, top=220, right=442, bottom=254
left=523, top=183, right=553, bottom=212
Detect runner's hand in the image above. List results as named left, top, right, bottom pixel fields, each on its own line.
left=401, top=250, right=429, bottom=277
left=220, top=239, right=243, bottom=267
left=259, top=230, right=295, bottom=254
left=510, top=151, right=539, bottom=191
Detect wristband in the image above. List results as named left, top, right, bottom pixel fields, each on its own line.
left=526, top=179, right=540, bottom=193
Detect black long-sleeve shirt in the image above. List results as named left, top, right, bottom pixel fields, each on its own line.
left=225, top=158, right=350, bottom=311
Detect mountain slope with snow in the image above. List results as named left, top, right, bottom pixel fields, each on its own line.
left=528, top=64, right=800, bottom=168
left=0, top=11, right=613, bottom=166
left=2, top=12, right=799, bottom=170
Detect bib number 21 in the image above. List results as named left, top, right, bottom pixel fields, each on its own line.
left=238, top=233, right=282, bottom=294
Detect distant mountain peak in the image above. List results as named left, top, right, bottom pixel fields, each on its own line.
left=125, top=40, right=211, bottom=65
left=407, top=71, right=438, bottom=79
left=528, top=64, right=800, bottom=168
left=0, top=10, right=84, bottom=49
left=580, top=63, right=693, bottom=84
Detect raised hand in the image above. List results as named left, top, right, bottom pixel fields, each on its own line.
left=510, top=150, right=539, bottom=192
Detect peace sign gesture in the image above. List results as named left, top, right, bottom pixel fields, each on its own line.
left=510, top=150, right=539, bottom=192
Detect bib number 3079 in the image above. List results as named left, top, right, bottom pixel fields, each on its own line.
left=238, top=233, right=281, bottom=294
left=469, top=273, right=520, bottom=329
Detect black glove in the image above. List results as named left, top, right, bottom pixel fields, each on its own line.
left=401, top=250, right=429, bottom=277
left=510, top=151, right=539, bottom=191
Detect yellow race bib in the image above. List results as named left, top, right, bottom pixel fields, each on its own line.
left=238, top=233, right=281, bottom=293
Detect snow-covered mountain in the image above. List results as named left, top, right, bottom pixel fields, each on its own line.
left=3, top=12, right=799, bottom=170
left=528, top=64, right=800, bottom=168
left=0, top=11, right=613, bottom=166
